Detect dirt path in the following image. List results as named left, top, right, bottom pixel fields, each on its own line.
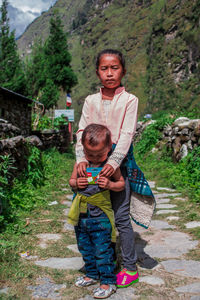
left=1, top=183, right=199, bottom=299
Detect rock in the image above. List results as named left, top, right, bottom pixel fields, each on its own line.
left=178, top=144, right=188, bottom=160
left=173, top=117, right=189, bottom=126
left=35, top=257, right=84, bottom=270
left=185, top=221, right=200, bottom=229
left=166, top=216, right=180, bottom=221
left=150, top=220, right=175, bottom=230
left=66, top=194, right=74, bottom=200
left=175, top=282, right=200, bottom=294
left=61, top=200, right=72, bottom=206
left=62, top=221, right=74, bottom=232
left=139, top=276, right=164, bottom=285
left=156, top=187, right=176, bottom=192
left=155, top=193, right=181, bottom=199
left=175, top=197, right=187, bottom=201
left=156, top=210, right=179, bottom=215
left=27, top=277, right=66, bottom=299
left=63, top=208, right=70, bottom=215
left=190, top=296, right=200, bottom=300
left=156, top=198, right=171, bottom=204
left=48, top=201, right=58, bottom=206
left=161, top=259, right=200, bottom=278
left=194, top=120, right=200, bottom=136
left=142, top=231, right=198, bottom=259
left=156, top=204, right=177, bottom=209
left=25, top=135, right=43, bottom=147
left=36, top=233, right=62, bottom=249
left=67, top=244, right=80, bottom=254
left=0, top=288, right=9, bottom=295
left=181, top=128, right=189, bottom=135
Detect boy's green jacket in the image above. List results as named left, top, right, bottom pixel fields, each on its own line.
left=67, top=190, right=116, bottom=242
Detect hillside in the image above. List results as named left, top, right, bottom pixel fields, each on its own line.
left=17, top=0, right=200, bottom=123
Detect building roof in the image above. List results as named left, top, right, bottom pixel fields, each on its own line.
left=0, top=86, right=42, bottom=106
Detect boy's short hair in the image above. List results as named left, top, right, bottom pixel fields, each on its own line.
left=82, top=124, right=112, bottom=147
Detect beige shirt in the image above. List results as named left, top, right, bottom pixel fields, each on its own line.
left=76, top=87, right=138, bottom=170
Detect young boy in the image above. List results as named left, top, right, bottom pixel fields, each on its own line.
left=68, top=124, right=125, bottom=299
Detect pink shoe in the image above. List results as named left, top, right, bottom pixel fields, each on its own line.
left=116, top=268, right=139, bottom=288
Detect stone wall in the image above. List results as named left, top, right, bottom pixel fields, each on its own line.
left=134, top=117, right=200, bottom=162
left=31, top=125, right=70, bottom=153
left=0, top=87, right=32, bottom=136
left=0, top=118, right=71, bottom=181
left=163, top=117, right=200, bottom=161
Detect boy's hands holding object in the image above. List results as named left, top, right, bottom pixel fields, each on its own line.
left=77, top=177, right=88, bottom=189
left=98, top=176, right=111, bottom=189
left=100, top=164, right=114, bottom=178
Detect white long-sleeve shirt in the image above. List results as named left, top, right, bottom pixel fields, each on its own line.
left=76, top=86, right=138, bottom=170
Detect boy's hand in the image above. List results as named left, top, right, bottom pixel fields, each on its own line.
left=77, top=177, right=88, bottom=189
left=98, top=176, right=111, bottom=189
left=77, top=162, right=89, bottom=177
left=100, top=164, right=114, bottom=178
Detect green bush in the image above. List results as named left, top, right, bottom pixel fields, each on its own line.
left=135, top=113, right=200, bottom=203
left=136, top=113, right=175, bottom=155
left=32, top=114, right=68, bottom=131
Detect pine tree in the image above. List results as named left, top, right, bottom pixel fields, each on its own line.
left=44, top=14, right=77, bottom=92
left=25, top=41, right=47, bottom=98
left=0, top=0, right=26, bottom=94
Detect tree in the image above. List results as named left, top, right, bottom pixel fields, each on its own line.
left=25, top=40, right=47, bottom=98
left=25, top=13, right=77, bottom=111
left=40, top=79, right=59, bottom=111
left=0, top=0, right=26, bottom=94
left=44, top=14, right=77, bottom=92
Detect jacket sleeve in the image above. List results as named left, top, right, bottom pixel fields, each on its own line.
left=75, top=96, right=90, bottom=164
left=107, top=96, right=138, bottom=170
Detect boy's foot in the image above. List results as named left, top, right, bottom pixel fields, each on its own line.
left=93, top=284, right=116, bottom=299
left=75, top=276, right=97, bottom=287
left=116, top=268, right=139, bottom=288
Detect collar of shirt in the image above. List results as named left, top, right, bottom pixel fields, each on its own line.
left=100, top=86, right=125, bottom=96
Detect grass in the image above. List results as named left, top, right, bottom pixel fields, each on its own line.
left=0, top=148, right=87, bottom=299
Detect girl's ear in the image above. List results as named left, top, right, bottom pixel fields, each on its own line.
left=123, top=68, right=127, bottom=76
left=96, top=69, right=99, bottom=77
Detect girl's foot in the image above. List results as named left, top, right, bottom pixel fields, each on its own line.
left=116, top=268, right=139, bottom=288
left=75, top=276, right=97, bottom=287
left=93, top=284, right=116, bottom=299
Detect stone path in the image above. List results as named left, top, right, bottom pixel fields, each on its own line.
left=1, top=184, right=199, bottom=299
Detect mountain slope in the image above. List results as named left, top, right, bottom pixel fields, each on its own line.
left=17, top=0, right=200, bottom=122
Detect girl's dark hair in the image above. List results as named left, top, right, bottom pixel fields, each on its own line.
left=82, top=124, right=112, bottom=147
left=96, top=49, right=126, bottom=72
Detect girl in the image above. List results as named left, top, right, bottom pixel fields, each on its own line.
left=75, top=49, right=154, bottom=288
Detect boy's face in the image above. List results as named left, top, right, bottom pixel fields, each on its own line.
left=83, top=141, right=110, bottom=165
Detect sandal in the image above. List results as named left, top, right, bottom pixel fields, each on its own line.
left=93, top=285, right=116, bottom=299
left=75, top=276, right=97, bottom=287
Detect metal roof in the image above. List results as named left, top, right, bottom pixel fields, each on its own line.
left=0, top=86, right=43, bottom=105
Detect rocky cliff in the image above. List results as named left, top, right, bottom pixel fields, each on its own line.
left=17, top=0, right=200, bottom=122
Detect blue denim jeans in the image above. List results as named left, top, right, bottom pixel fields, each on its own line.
left=75, top=213, right=116, bottom=285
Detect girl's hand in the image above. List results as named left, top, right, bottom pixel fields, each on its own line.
left=77, top=162, right=89, bottom=177
left=77, top=177, right=88, bottom=189
left=100, top=164, right=114, bottom=178
left=98, top=176, right=111, bottom=189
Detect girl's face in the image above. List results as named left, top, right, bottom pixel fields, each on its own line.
left=96, top=54, right=126, bottom=89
